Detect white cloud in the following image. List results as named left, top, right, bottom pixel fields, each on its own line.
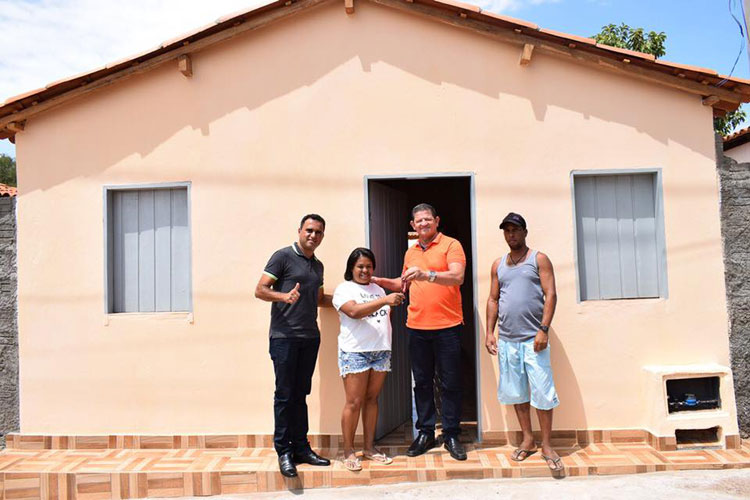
left=0, top=0, right=268, bottom=103
left=0, top=0, right=273, bottom=156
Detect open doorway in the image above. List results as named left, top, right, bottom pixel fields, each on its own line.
left=366, top=175, right=479, bottom=441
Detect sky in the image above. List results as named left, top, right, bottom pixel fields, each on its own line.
left=1, top=0, right=748, bottom=158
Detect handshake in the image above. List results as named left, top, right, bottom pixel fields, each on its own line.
left=401, top=266, right=428, bottom=285
left=368, top=266, right=438, bottom=297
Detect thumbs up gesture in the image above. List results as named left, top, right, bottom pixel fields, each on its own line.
left=285, top=283, right=301, bottom=304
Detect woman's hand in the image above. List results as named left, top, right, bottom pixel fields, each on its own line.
left=385, top=293, right=406, bottom=307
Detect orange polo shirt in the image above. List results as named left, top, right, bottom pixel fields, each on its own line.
left=403, top=232, right=466, bottom=330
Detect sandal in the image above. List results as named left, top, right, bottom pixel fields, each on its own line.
left=542, top=454, right=564, bottom=472
left=363, top=450, right=393, bottom=465
left=510, top=448, right=536, bottom=462
left=343, top=455, right=362, bottom=471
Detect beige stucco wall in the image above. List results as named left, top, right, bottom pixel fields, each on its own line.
left=14, top=1, right=735, bottom=436
left=724, top=141, right=750, bottom=163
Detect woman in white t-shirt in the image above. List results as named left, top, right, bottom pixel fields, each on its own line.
left=332, top=247, right=405, bottom=471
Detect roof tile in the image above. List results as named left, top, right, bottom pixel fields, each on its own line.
left=433, top=0, right=482, bottom=13
left=719, top=74, right=750, bottom=85
left=44, top=66, right=109, bottom=89
left=654, top=58, right=717, bottom=75
left=479, top=10, right=538, bottom=30
left=594, top=43, right=656, bottom=62
left=215, top=0, right=278, bottom=24
left=159, top=22, right=220, bottom=49
left=4, top=87, right=47, bottom=105
left=538, top=28, right=595, bottom=45
left=724, top=126, right=750, bottom=142
left=0, top=184, right=18, bottom=197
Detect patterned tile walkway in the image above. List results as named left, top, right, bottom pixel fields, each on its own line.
left=1, top=440, right=749, bottom=498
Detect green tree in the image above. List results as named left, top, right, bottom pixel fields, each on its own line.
left=0, top=154, right=16, bottom=187
left=594, top=23, right=745, bottom=136
left=592, top=23, right=667, bottom=58
left=714, top=107, right=746, bottom=137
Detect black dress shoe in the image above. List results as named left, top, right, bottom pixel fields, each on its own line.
left=278, top=452, right=298, bottom=477
left=293, top=449, right=331, bottom=466
left=406, top=432, right=436, bottom=457
left=443, top=435, right=467, bottom=461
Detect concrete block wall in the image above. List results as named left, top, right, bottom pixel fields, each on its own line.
left=0, top=195, right=17, bottom=448
left=717, top=135, right=750, bottom=438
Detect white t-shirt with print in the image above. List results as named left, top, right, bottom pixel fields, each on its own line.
left=332, top=281, right=392, bottom=352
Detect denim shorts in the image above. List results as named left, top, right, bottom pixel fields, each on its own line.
left=497, top=337, right=560, bottom=410
left=338, top=349, right=391, bottom=377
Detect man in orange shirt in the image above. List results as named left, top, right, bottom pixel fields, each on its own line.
left=372, top=203, right=467, bottom=461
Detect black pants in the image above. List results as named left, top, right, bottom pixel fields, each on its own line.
left=269, top=337, right=320, bottom=455
left=408, top=325, right=462, bottom=438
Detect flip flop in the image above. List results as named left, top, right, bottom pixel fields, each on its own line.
left=510, top=448, right=536, bottom=462
left=363, top=450, right=393, bottom=465
left=542, top=454, right=564, bottom=472
left=343, top=455, right=362, bottom=471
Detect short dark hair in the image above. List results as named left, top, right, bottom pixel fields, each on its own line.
left=344, top=247, right=376, bottom=281
left=299, top=213, right=326, bottom=229
left=411, top=203, right=437, bottom=219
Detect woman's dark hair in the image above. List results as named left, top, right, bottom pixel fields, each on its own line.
left=344, top=247, right=376, bottom=281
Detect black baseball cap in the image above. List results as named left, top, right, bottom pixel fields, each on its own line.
left=499, top=212, right=527, bottom=230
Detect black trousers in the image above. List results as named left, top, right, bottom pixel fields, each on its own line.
left=408, top=325, right=462, bottom=438
left=269, top=337, right=320, bottom=455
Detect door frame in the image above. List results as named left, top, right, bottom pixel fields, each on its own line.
left=363, top=172, right=483, bottom=442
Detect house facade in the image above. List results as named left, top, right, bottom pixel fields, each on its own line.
left=724, top=127, right=750, bottom=163
left=1, top=0, right=747, bottom=447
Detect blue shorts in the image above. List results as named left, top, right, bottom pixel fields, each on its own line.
left=338, top=349, right=391, bottom=377
left=497, top=338, right=559, bottom=410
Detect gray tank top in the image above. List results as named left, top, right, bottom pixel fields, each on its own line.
left=497, top=249, right=545, bottom=342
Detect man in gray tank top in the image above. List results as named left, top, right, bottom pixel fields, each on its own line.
left=485, top=213, right=563, bottom=473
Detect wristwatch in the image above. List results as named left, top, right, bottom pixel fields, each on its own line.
left=539, top=325, right=549, bottom=333
left=428, top=270, right=437, bottom=282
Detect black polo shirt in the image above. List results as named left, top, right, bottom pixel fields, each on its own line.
left=263, top=242, right=324, bottom=339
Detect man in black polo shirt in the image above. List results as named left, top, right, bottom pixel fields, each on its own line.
left=255, top=214, right=332, bottom=478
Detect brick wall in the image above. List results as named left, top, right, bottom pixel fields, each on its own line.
left=0, top=195, right=17, bottom=448
left=717, top=134, right=750, bottom=438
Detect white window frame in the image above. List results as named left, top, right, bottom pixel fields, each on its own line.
left=570, top=168, right=668, bottom=303
left=103, top=182, right=193, bottom=314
